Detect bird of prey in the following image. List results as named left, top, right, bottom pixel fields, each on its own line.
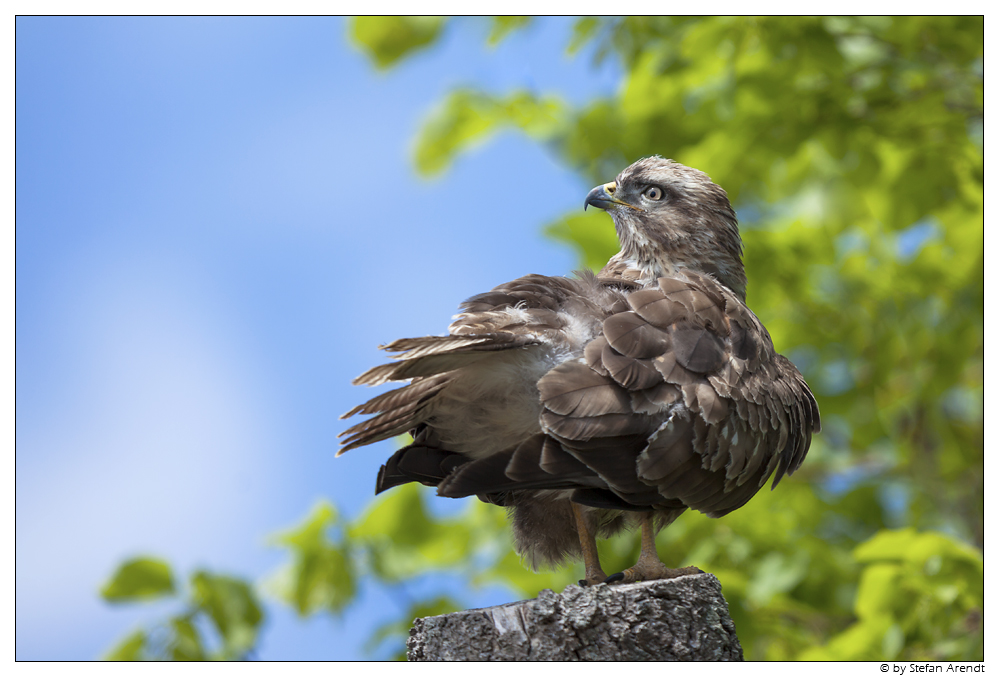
left=339, top=157, right=820, bottom=586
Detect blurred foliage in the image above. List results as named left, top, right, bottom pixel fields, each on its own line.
left=267, top=501, right=356, bottom=615
left=101, top=16, right=982, bottom=661
left=414, top=89, right=565, bottom=176
left=100, top=557, right=175, bottom=602
left=101, top=558, right=263, bottom=660
left=349, top=16, right=445, bottom=70
left=800, top=528, right=984, bottom=661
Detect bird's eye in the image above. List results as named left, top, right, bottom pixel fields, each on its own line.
left=643, top=186, right=664, bottom=201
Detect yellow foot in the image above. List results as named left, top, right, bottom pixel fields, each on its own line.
left=604, top=564, right=703, bottom=584
left=578, top=568, right=608, bottom=587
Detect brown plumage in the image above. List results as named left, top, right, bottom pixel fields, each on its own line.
left=339, top=156, right=820, bottom=585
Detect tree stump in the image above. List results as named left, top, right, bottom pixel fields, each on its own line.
left=407, top=572, right=742, bottom=661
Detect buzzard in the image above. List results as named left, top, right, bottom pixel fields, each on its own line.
left=339, top=157, right=820, bottom=586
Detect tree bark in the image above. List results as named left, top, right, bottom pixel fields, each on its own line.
left=407, top=572, right=742, bottom=661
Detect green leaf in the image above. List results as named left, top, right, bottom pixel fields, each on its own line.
left=853, top=527, right=921, bottom=562
left=413, top=89, right=565, bottom=176
left=799, top=614, right=894, bottom=660
left=487, top=17, right=531, bottom=46
left=270, top=500, right=356, bottom=616
left=168, top=616, right=207, bottom=661
left=414, top=90, right=497, bottom=176
left=854, top=528, right=984, bottom=573
left=567, top=17, right=601, bottom=55
left=745, top=550, right=811, bottom=607
left=854, top=562, right=901, bottom=619
left=882, top=623, right=905, bottom=660
left=191, top=571, right=264, bottom=659
left=350, top=484, right=480, bottom=581
left=100, top=557, right=175, bottom=602
left=103, top=630, right=147, bottom=661
left=349, top=16, right=446, bottom=70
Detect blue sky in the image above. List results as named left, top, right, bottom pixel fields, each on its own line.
left=15, top=17, right=622, bottom=660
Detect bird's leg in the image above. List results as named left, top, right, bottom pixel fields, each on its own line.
left=605, top=512, right=703, bottom=584
left=570, top=502, right=607, bottom=586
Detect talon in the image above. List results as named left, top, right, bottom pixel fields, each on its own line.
left=604, top=572, right=625, bottom=584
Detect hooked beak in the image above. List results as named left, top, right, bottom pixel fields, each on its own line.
left=584, top=182, right=643, bottom=212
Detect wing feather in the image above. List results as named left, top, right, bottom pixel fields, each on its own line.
left=343, top=267, right=819, bottom=529
left=536, top=270, right=819, bottom=518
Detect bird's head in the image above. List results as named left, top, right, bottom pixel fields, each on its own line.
left=585, top=156, right=746, bottom=300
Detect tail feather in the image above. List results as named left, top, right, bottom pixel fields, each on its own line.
left=340, top=375, right=448, bottom=420
left=352, top=352, right=491, bottom=386
left=375, top=444, right=468, bottom=493
left=352, top=333, right=539, bottom=386
left=338, top=407, right=420, bottom=454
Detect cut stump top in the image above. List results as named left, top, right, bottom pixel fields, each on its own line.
left=407, top=572, right=743, bottom=661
